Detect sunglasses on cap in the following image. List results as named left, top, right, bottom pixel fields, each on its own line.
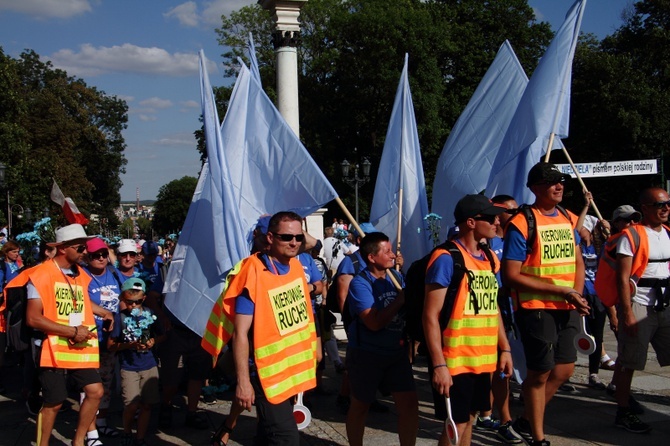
left=272, top=232, right=305, bottom=242
left=643, top=200, right=670, bottom=209
left=89, top=251, right=109, bottom=260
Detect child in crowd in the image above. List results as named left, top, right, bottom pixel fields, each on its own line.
left=108, top=278, right=164, bottom=446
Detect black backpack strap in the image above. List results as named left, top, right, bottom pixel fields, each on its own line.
left=441, top=241, right=468, bottom=329
left=519, top=204, right=536, bottom=255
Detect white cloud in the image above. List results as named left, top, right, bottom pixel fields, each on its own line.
left=164, top=0, right=257, bottom=28
left=151, top=133, right=195, bottom=146
left=139, top=97, right=173, bottom=109
left=0, top=0, right=92, bottom=19
left=116, top=94, right=135, bottom=103
left=164, top=1, right=199, bottom=27
left=48, top=43, right=218, bottom=77
left=138, top=114, right=157, bottom=122
left=180, top=100, right=199, bottom=108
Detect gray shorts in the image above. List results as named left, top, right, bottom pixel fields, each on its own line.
left=617, top=302, right=670, bottom=370
left=121, top=366, right=160, bottom=406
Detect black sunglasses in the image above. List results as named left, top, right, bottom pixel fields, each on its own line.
left=68, top=244, right=87, bottom=253
left=473, top=214, right=498, bottom=224
left=119, top=252, right=137, bottom=258
left=89, top=251, right=109, bottom=260
left=123, top=298, right=144, bottom=306
left=643, top=200, right=670, bottom=209
left=272, top=232, right=305, bottom=242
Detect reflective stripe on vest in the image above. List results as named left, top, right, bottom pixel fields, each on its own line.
left=439, top=242, right=500, bottom=376
left=29, top=261, right=99, bottom=369
left=201, top=259, right=246, bottom=360
left=511, top=208, right=577, bottom=310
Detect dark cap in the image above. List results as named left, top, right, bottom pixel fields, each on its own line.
left=141, top=240, right=159, bottom=256
left=454, top=194, right=506, bottom=224
left=526, top=162, right=571, bottom=187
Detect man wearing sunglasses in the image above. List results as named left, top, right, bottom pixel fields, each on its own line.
left=424, top=194, right=512, bottom=446
left=24, top=224, right=112, bottom=446
left=221, top=211, right=317, bottom=444
left=612, top=187, right=670, bottom=433
left=502, top=162, right=588, bottom=446
left=116, top=239, right=139, bottom=282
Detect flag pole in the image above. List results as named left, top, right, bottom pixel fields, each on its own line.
left=395, top=188, right=403, bottom=271
left=560, top=147, right=605, bottom=223
left=335, top=197, right=402, bottom=290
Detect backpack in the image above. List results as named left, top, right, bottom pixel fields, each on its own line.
left=594, top=225, right=670, bottom=307
left=404, top=240, right=496, bottom=348
left=3, top=268, right=33, bottom=352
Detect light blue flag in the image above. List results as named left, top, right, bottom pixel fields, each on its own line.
left=486, top=0, right=586, bottom=204
left=432, top=41, right=528, bottom=240
left=248, top=32, right=261, bottom=84
left=165, top=51, right=339, bottom=337
left=163, top=51, right=251, bottom=336
left=369, top=54, right=431, bottom=268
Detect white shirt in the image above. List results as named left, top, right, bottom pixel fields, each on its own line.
left=323, top=236, right=346, bottom=272
left=617, top=226, right=670, bottom=306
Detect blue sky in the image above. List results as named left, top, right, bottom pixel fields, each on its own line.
left=0, top=0, right=634, bottom=201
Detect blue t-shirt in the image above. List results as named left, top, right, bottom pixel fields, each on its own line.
left=347, top=269, right=405, bottom=355
left=489, top=236, right=504, bottom=259
left=111, top=307, right=162, bottom=371
left=581, top=243, right=598, bottom=296
left=335, top=251, right=366, bottom=277
left=84, top=267, right=121, bottom=344
left=298, top=252, right=323, bottom=312
left=425, top=242, right=502, bottom=288
left=0, top=260, right=20, bottom=292
left=137, top=262, right=164, bottom=294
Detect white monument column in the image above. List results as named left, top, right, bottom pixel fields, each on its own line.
left=258, top=0, right=307, bottom=137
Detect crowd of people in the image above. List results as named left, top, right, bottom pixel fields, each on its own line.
left=0, top=160, right=669, bottom=446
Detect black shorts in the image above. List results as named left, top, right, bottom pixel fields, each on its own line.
left=516, top=308, right=578, bottom=372
left=39, top=367, right=101, bottom=405
left=346, top=347, right=415, bottom=404
left=430, top=370, right=491, bottom=423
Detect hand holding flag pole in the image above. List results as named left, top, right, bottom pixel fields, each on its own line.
left=335, top=197, right=402, bottom=291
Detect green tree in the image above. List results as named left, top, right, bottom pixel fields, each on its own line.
left=565, top=0, right=670, bottom=215
left=214, top=0, right=552, bottom=217
left=135, top=217, right=153, bottom=240
left=152, top=176, right=198, bottom=236
left=119, top=217, right=136, bottom=239
left=0, top=48, right=128, bottom=230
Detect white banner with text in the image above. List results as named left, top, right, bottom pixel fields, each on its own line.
left=555, top=159, right=658, bottom=178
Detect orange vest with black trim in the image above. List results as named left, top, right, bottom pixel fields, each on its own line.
left=595, top=224, right=670, bottom=306
left=509, top=207, right=577, bottom=310
left=224, top=254, right=317, bottom=404
left=427, top=243, right=500, bottom=376
left=28, top=260, right=99, bottom=369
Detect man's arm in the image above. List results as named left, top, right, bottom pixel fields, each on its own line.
left=336, top=274, right=353, bottom=312
left=616, top=253, right=637, bottom=336
left=423, top=284, right=452, bottom=395
left=497, top=314, right=513, bottom=376
left=91, top=302, right=114, bottom=331
left=233, top=313, right=255, bottom=411
left=356, top=289, right=405, bottom=332
left=26, top=299, right=94, bottom=343
left=502, top=259, right=589, bottom=313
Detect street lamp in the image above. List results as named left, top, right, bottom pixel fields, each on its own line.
left=341, top=153, right=372, bottom=223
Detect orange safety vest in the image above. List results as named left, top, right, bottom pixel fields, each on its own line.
left=594, top=224, right=670, bottom=307
left=221, top=254, right=317, bottom=404
left=28, top=260, right=99, bottom=369
left=509, top=207, right=578, bottom=310
left=427, top=243, right=500, bottom=376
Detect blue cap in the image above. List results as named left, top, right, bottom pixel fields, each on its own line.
left=352, top=222, right=378, bottom=238
left=122, top=277, right=146, bottom=292
left=255, top=215, right=272, bottom=235
left=142, top=241, right=159, bottom=256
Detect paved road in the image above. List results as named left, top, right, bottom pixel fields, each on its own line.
left=1, top=329, right=668, bottom=445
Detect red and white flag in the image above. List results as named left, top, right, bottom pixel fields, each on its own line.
left=50, top=179, right=89, bottom=226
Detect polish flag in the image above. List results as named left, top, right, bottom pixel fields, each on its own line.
left=50, top=179, right=89, bottom=226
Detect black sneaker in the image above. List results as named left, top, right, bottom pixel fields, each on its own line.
left=615, top=409, right=651, bottom=433
left=474, top=416, right=501, bottom=431
left=497, top=421, right=523, bottom=444
left=511, top=417, right=533, bottom=444
left=530, top=440, right=550, bottom=446
left=185, top=411, right=209, bottom=430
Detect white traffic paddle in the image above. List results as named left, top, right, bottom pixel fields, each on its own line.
left=574, top=315, right=597, bottom=356
left=293, top=392, right=311, bottom=430
left=444, top=396, right=459, bottom=446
